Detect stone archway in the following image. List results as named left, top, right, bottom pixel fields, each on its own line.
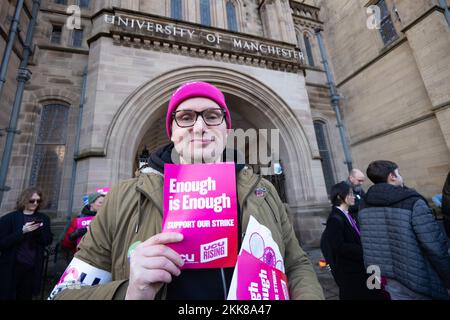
left=105, top=66, right=318, bottom=205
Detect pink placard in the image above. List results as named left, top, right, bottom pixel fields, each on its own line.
left=76, top=216, right=94, bottom=229
left=76, top=216, right=94, bottom=245
left=236, top=250, right=289, bottom=300
left=96, top=187, right=110, bottom=194
left=162, top=163, right=238, bottom=269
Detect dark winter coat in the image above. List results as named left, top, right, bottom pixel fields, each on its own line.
left=0, top=210, right=53, bottom=299
left=322, top=206, right=383, bottom=300
left=359, top=183, right=450, bottom=299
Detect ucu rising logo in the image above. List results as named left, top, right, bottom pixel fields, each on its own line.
left=200, top=238, right=228, bottom=263
left=180, top=254, right=195, bottom=263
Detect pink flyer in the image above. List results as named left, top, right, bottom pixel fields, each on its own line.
left=228, top=216, right=290, bottom=300
left=162, top=163, right=238, bottom=269
left=95, top=187, right=110, bottom=194
left=236, top=250, right=289, bottom=300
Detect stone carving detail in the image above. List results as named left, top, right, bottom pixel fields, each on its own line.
left=105, top=11, right=305, bottom=73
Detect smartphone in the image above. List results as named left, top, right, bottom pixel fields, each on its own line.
left=33, top=219, right=43, bottom=224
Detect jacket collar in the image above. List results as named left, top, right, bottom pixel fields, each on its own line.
left=331, top=206, right=361, bottom=242
left=136, top=172, right=164, bottom=215
left=236, top=166, right=260, bottom=209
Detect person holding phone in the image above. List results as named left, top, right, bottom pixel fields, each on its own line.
left=0, top=188, right=53, bottom=300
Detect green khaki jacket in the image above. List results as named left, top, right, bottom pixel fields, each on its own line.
left=55, top=166, right=324, bottom=300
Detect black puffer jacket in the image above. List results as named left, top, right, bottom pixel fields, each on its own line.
left=359, top=183, right=450, bottom=299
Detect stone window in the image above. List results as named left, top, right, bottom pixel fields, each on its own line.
left=78, top=0, right=90, bottom=9
left=226, top=1, right=238, bottom=32
left=50, top=25, right=62, bottom=44
left=171, top=0, right=183, bottom=20
left=303, top=33, right=315, bottom=66
left=54, top=0, right=67, bottom=4
left=72, top=28, right=84, bottom=47
left=30, top=104, right=69, bottom=211
left=376, top=0, right=398, bottom=46
left=200, top=0, right=211, bottom=26
left=313, top=120, right=335, bottom=194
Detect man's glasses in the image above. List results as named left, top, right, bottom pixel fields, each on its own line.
left=172, top=109, right=225, bottom=128
left=29, top=199, right=42, bottom=204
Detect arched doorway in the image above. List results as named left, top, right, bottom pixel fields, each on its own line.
left=105, top=66, right=318, bottom=208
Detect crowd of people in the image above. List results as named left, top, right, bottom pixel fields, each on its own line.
left=322, top=163, right=450, bottom=300
left=0, top=81, right=449, bottom=300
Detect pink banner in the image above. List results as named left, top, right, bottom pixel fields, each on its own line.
left=227, top=216, right=289, bottom=300
left=162, top=163, right=238, bottom=269
left=96, top=187, right=110, bottom=194
left=76, top=216, right=94, bottom=229
left=236, top=250, right=289, bottom=300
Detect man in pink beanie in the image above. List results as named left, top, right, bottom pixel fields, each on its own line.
left=167, top=81, right=232, bottom=164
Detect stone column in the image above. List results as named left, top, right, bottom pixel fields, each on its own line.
left=98, top=0, right=121, bottom=11
left=120, top=0, right=139, bottom=11
left=185, top=0, right=198, bottom=23
left=259, top=0, right=297, bottom=44
left=213, top=0, right=227, bottom=29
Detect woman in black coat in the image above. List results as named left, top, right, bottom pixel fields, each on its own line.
left=0, top=188, right=53, bottom=300
left=322, top=181, right=384, bottom=300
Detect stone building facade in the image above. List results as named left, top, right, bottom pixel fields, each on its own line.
left=1, top=0, right=448, bottom=247
left=317, top=0, right=450, bottom=198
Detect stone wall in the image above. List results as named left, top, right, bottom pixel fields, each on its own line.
left=319, top=0, right=450, bottom=198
